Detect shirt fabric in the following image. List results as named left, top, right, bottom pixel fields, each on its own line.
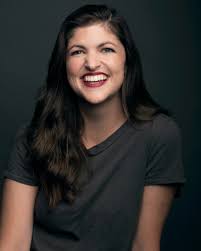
left=3, top=113, right=186, bottom=251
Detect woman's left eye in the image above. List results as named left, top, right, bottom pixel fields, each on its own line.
left=102, top=48, right=115, bottom=53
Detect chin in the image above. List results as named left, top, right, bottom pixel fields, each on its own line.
left=81, top=94, right=109, bottom=105
left=85, top=98, right=107, bottom=105
left=78, top=89, right=120, bottom=105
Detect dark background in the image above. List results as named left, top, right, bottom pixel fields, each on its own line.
left=0, top=0, right=200, bottom=250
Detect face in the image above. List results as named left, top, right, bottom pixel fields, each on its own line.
left=66, top=23, right=126, bottom=105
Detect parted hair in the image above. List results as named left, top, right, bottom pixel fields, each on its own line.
left=26, top=4, right=170, bottom=208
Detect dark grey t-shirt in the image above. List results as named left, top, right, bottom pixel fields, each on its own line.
left=3, top=114, right=186, bottom=251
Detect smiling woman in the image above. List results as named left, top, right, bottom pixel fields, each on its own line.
left=66, top=23, right=126, bottom=106
left=0, top=4, right=186, bottom=251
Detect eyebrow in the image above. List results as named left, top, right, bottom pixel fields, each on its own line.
left=67, top=42, right=117, bottom=51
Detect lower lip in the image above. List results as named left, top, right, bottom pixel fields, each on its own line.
left=82, top=79, right=108, bottom=88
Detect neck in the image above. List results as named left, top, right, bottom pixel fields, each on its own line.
left=77, top=93, right=128, bottom=149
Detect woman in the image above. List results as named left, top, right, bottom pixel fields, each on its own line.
left=0, top=4, right=186, bottom=251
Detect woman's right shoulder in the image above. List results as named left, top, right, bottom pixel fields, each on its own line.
left=3, top=122, right=40, bottom=186
left=15, top=122, right=29, bottom=137
left=13, top=122, right=31, bottom=145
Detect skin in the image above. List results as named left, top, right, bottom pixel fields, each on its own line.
left=0, top=180, right=38, bottom=251
left=131, top=185, right=176, bottom=251
left=66, top=23, right=127, bottom=148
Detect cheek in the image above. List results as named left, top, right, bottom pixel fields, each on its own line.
left=112, top=62, right=126, bottom=78
left=107, top=55, right=126, bottom=75
left=66, top=59, right=82, bottom=76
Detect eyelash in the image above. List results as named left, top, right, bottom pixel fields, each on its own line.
left=70, top=50, right=81, bottom=56
left=102, top=48, right=115, bottom=53
left=70, top=47, right=115, bottom=56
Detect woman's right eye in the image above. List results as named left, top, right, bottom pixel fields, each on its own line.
left=70, top=50, right=84, bottom=56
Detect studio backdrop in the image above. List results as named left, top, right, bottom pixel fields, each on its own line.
left=0, top=1, right=200, bottom=250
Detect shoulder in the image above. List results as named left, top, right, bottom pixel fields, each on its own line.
left=11, top=122, right=30, bottom=153
left=151, top=114, right=181, bottom=137
left=15, top=123, right=29, bottom=138
left=4, top=123, right=40, bottom=186
left=131, top=113, right=182, bottom=141
left=148, top=113, right=182, bottom=150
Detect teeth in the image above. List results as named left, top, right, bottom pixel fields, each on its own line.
left=83, top=74, right=107, bottom=82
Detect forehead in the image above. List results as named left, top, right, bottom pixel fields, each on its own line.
left=67, top=23, right=120, bottom=46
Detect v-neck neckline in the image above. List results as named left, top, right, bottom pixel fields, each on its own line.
left=85, top=119, right=130, bottom=156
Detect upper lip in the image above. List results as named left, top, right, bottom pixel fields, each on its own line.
left=81, top=72, right=109, bottom=79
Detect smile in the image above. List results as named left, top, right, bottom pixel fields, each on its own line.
left=83, top=74, right=108, bottom=82
left=80, top=73, right=109, bottom=88
left=82, top=76, right=108, bottom=88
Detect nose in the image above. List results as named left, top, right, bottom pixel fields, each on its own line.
left=84, top=51, right=101, bottom=70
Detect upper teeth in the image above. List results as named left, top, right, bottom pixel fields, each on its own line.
left=83, top=74, right=108, bottom=82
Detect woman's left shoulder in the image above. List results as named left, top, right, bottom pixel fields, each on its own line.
left=150, top=113, right=182, bottom=144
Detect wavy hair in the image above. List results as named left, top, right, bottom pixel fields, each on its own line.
left=26, top=4, right=170, bottom=208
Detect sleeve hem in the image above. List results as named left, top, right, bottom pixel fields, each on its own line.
left=144, top=178, right=186, bottom=198
left=3, top=172, right=39, bottom=186
left=144, top=178, right=186, bottom=186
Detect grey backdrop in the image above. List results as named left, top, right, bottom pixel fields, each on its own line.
left=0, top=0, right=200, bottom=250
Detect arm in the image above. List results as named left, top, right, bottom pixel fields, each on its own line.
left=131, top=185, right=176, bottom=251
left=0, top=179, right=38, bottom=251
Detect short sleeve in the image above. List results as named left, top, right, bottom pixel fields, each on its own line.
left=3, top=125, right=40, bottom=186
left=145, top=115, right=186, bottom=198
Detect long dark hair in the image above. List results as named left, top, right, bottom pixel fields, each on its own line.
left=26, top=4, right=170, bottom=208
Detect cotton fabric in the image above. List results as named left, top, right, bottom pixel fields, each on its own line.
left=3, top=114, right=186, bottom=251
